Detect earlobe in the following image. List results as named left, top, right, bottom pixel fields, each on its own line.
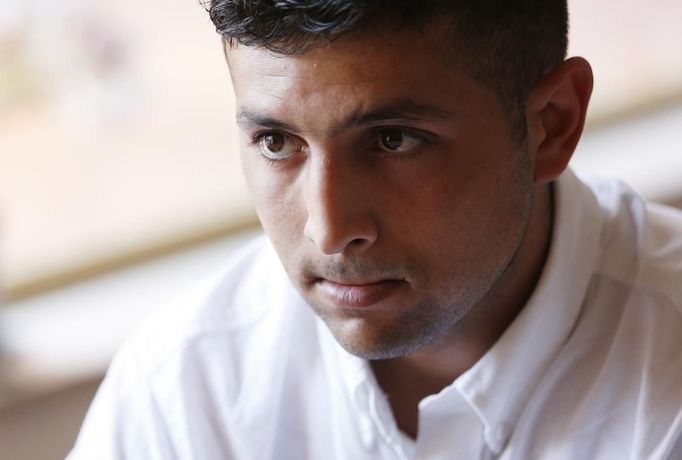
left=526, top=57, right=594, bottom=184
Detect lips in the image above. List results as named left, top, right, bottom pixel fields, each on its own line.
left=315, top=279, right=405, bottom=308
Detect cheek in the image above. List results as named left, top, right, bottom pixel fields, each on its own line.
left=241, top=154, right=305, bottom=248
left=399, top=150, right=530, bottom=261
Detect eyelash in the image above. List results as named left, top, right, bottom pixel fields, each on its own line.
left=249, top=128, right=432, bottom=163
left=373, top=128, right=431, bottom=160
left=249, top=131, right=299, bottom=165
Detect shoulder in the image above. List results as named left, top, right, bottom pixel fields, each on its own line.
left=571, top=171, right=682, bottom=398
left=70, top=235, right=324, bottom=458
left=574, top=169, right=682, bottom=310
left=98, top=233, right=322, bottom=412
left=523, top=171, right=682, bottom=458
left=123, top=235, right=273, bottom=361
left=637, top=202, right=682, bottom=309
left=127, top=234, right=318, bottom=381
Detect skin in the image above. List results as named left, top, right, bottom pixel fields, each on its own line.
left=226, top=22, right=592, bottom=438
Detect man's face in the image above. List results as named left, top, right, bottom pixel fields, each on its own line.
left=228, top=24, right=535, bottom=359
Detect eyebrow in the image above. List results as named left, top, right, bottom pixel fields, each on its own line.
left=236, top=98, right=455, bottom=135
left=344, top=99, right=454, bottom=128
left=236, top=113, right=297, bottom=132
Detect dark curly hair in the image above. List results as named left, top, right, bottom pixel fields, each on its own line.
left=204, top=0, right=568, bottom=140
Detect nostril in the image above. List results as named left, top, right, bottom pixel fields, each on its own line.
left=340, top=234, right=378, bottom=255
left=349, top=237, right=370, bottom=247
left=303, top=220, right=378, bottom=255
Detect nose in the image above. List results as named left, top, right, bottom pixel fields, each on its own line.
left=303, top=155, right=378, bottom=255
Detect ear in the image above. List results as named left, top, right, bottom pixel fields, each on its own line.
left=525, top=57, right=593, bottom=184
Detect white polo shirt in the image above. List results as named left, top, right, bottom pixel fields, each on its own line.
left=68, top=169, right=682, bottom=460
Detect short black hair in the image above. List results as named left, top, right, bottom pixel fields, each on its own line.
left=204, top=0, right=568, bottom=141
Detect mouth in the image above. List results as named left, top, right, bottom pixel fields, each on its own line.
left=314, top=278, right=407, bottom=309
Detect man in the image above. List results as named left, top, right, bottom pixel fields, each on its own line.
left=69, top=1, right=682, bottom=459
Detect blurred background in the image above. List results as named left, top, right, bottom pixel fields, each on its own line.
left=0, top=1, right=681, bottom=459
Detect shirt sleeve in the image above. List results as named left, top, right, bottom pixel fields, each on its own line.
left=66, top=339, right=177, bottom=460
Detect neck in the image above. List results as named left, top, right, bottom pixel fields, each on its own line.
left=370, top=182, right=554, bottom=438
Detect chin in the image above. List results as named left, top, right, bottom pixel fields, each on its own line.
left=323, top=314, right=444, bottom=361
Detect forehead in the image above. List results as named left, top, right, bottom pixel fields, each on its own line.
left=225, top=24, right=494, bottom=134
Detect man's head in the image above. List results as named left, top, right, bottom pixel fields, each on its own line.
left=206, top=1, right=592, bottom=360
left=208, top=0, right=569, bottom=142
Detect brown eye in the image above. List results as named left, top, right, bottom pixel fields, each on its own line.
left=378, top=128, right=424, bottom=154
left=380, top=129, right=404, bottom=151
left=262, top=133, right=285, bottom=153
left=257, top=132, right=300, bottom=160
